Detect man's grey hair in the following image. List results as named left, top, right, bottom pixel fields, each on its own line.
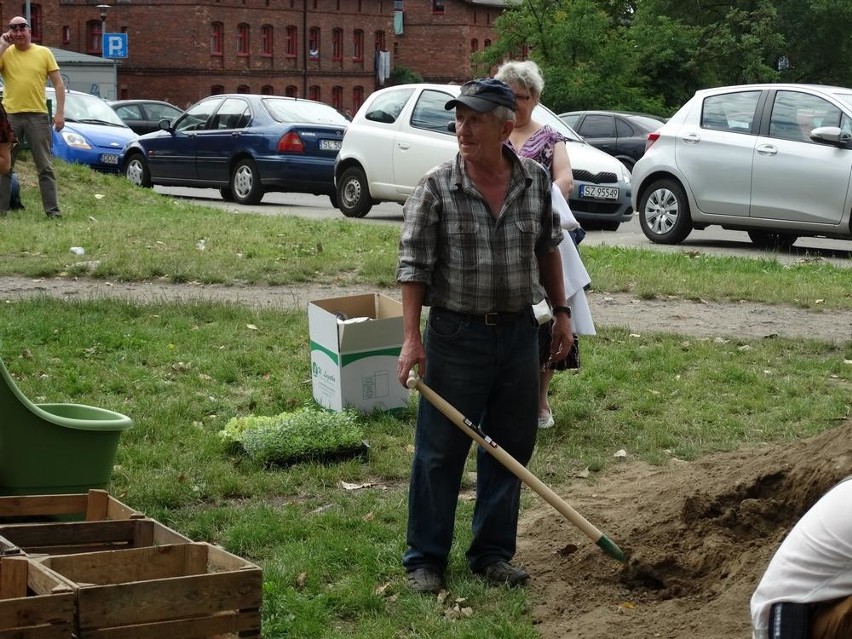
left=494, top=60, right=545, bottom=98
left=493, top=105, right=516, bottom=124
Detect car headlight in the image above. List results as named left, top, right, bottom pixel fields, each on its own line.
left=60, top=131, right=92, bottom=150
left=619, top=163, right=631, bottom=184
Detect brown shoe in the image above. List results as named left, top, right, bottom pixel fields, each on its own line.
left=474, top=560, right=529, bottom=586
left=406, top=567, right=443, bottom=594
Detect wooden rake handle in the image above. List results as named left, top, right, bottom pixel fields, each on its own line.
left=407, top=374, right=626, bottom=563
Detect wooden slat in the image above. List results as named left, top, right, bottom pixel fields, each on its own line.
left=0, top=623, right=73, bottom=639
left=0, top=494, right=89, bottom=518
left=79, top=609, right=261, bottom=639
left=0, top=557, right=27, bottom=599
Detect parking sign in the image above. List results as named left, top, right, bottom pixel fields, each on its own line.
left=102, top=33, right=128, bottom=59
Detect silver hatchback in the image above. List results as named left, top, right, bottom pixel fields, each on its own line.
left=631, top=83, right=852, bottom=248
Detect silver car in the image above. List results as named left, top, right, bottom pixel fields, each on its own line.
left=632, top=83, right=852, bottom=248
left=335, top=83, right=633, bottom=230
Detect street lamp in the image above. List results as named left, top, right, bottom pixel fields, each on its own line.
left=97, top=4, right=110, bottom=56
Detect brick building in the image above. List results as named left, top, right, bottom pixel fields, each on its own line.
left=7, top=0, right=506, bottom=112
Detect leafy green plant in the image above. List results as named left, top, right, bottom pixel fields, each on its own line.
left=222, top=407, right=367, bottom=466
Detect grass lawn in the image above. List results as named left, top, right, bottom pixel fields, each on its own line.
left=0, top=160, right=850, bottom=638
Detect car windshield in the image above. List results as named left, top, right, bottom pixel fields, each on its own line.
left=263, top=98, right=349, bottom=125
left=54, top=91, right=127, bottom=127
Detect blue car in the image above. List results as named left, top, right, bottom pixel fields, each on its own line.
left=121, top=93, right=348, bottom=205
left=47, top=88, right=138, bottom=173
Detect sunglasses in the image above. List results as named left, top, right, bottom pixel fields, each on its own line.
left=8, top=24, right=29, bottom=31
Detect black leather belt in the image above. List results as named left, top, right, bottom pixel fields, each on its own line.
left=435, top=307, right=528, bottom=326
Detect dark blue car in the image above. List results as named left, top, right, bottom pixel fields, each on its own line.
left=121, top=94, right=348, bottom=205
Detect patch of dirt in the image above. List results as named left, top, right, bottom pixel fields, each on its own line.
left=0, top=276, right=849, bottom=343
left=518, top=422, right=852, bottom=638
left=2, top=275, right=850, bottom=638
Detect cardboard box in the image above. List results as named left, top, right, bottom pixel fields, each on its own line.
left=0, top=555, right=74, bottom=638
left=39, top=543, right=262, bottom=639
left=308, top=293, right=409, bottom=412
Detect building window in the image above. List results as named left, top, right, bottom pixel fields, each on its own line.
left=471, top=39, right=478, bottom=53
left=237, top=85, right=250, bottom=94
left=285, top=85, right=298, bottom=97
left=375, top=30, right=385, bottom=51
left=261, top=85, right=274, bottom=95
left=261, top=24, right=273, bottom=56
left=353, top=29, right=364, bottom=61
left=353, top=86, right=364, bottom=112
left=211, top=85, right=225, bottom=95
left=332, top=85, right=343, bottom=111
left=432, top=0, right=445, bottom=15
left=332, top=28, right=343, bottom=62
left=484, top=39, right=492, bottom=48
left=237, top=23, right=250, bottom=56
left=308, top=27, right=320, bottom=59
left=309, top=85, right=320, bottom=101
left=86, top=20, right=102, bottom=55
left=29, top=5, right=43, bottom=42
left=211, top=22, right=224, bottom=56
left=285, top=25, right=297, bottom=57
left=61, top=25, right=71, bottom=46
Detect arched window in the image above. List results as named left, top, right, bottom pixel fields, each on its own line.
left=29, top=4, right=44, bottom=42
left=332, top=86, right=343, bottom=111
left=374, top=30, right=385, bottom=51
left=261, top=25, right=273, bottom=56
left=211, top=85, right=225, bottom=95
left=86, top=20, right=102, bottom=55
left=285, top=85, right=298, bottom=97
left=237, top=23, right=250, bottom=56
left=211, top=22, right=224, bottom=56
left=309, top=85, right=320, bottom=101
left=353, top=29, right=364, bottom=62
left=352, top=86, right=364, bottom=112
left=285, top=25, right=297, bottom=57
left=237, top=85, right=250, bottom=94
left=308, top=27, right=320, bottom=59
left=261, top=85, right=274, bottom=95
left=332, top=28, right=343, bottom=61
left=470, top=39, right=478, bottom=53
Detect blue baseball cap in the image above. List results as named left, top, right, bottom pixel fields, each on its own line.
left=445, top=78, right=516, bottom=112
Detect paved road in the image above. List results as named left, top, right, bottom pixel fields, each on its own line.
left=156, top=186, right=852, bottom=268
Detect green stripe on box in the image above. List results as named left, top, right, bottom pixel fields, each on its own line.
left=310, top=341, right=340, bottom=365
left=341, top=347, right=401, bottom=366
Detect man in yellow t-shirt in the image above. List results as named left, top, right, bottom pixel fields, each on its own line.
left=0, top=16, right=65, bottom=218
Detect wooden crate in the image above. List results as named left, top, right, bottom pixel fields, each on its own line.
left=0, top=519, right=191, bottom=557
left=40, top=543, right=262, bottom=639
left=0, top=537, right=21, bottom=557
left=0, top=555, right=74, bottom=639
left=0, top=490, right=142, bottom=524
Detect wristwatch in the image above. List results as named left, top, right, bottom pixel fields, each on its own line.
left=552, top=305, right=572, bottom=318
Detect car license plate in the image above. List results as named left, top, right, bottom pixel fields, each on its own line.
left=100, top=153, right=119, bottom=165
left=319, top=139, right=342, bottom=151
left=580, top=185, right=618, bottom=200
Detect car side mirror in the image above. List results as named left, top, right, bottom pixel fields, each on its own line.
left=810, top=126, right=851, bottom=147
left=158, top=118, right=173, bottom=132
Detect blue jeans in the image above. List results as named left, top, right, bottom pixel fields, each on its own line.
left=402, top=307, right=539, bottom=574
left=0, top=112, right=59, bottom=215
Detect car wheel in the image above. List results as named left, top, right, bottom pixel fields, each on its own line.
left=747, top=230, right=798, bottom=250
left=337, top=167, right=373, bottom=218
left=638, top=179, right=692, bottom=244
left=124, top=153, right=152, bottom=188
left=230, top=158, right=264, bottom=205
left=219, top=187, right=234, bottom=202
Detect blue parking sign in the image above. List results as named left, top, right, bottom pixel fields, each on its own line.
left=102, top=33, right=128, bottom=59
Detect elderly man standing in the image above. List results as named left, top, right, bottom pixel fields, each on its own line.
left=396, top=78, right=573, bottom=594
left=0, top=16, right=65, bottom=218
